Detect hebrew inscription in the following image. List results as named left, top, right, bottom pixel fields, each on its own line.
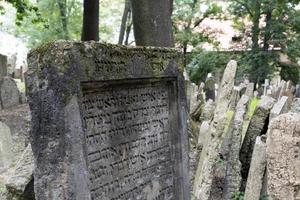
left=81, top=80, right=176, bottom=200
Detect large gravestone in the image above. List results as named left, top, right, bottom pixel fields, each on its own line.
left=27, top=42, right=189, bottom=200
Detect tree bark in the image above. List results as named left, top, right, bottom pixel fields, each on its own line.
left=81, top=0, right=99, bottom=41
left=57, top=0, right=69, bottom=40
left=131, top=0, right=174, bottom=47
left=118, top=0, right=131, bottom=45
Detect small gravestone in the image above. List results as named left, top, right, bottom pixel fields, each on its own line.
left=244, top=83, right=254, bottom=98
left=27, top=42, right=189, bottom=200
left=0, top=122, right=13, bottom=170
left=0, top=54, right=8, bottom=80
left=205, top=74, right=216, bottom=101
left=244, top=135, right=267, bottom=200
left=0, top=77, right=20, bottom=109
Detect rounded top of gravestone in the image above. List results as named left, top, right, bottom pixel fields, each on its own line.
left=0, top=76, right=20, bottom=109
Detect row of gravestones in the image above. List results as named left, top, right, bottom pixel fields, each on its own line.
left=2, top=40, right=298, bottom=200
left=188, top=59, right=300, bottom=200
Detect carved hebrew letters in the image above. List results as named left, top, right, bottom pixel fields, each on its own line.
left=81, top=81, right=175, bottom=200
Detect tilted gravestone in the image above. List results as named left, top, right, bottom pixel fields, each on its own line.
left=27, top=42, right=189, bottom=200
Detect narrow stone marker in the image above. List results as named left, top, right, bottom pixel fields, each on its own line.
left=193, top=60, right=237, bottom=200
left=27, top=42, right=189, bottom=200
left=267, top=113, right=300, bottom=200
left=223, top=95, right=249, bottom=200
left=244, top=136, right=267, bottom=200
left=240, top=96, right=275, bottom=191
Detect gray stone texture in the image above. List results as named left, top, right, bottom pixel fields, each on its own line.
left=290, top=98, right=300, bottom=113
left=6, top=144, right=34, bottom=200
left=244, top=136, right=267, bottom=200
left=0, top=104, right=31, bottom=160
left=0, top=76, right=21, bottom=109
left=270, top=96, right=289, bottom=119
left=27, top=42, right=189, bottom=200
left=0, top=54, right=8, bottom=80
left=240, top=96, right=275, bottom=191
left=267, top=113, right=300, bottom=200
left=204, top=75, right=215, bottom=101
left=193, top=60, right=237, bottom=200
left=244, top=83, right=254, bottom=98
left=223, top=95, right=250, bottom=200
left=0, top=122, right=13, bottom=170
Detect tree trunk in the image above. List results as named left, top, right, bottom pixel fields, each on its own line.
left=263, top=8, right=272, bottom=51
left=81, top=0, right=99, bottom=41
left=131, top=0, right=174, bottom=47
left=250, top=0, right=261, bottom=84
left=118, top=0, right=131, bottom=45
left=57, top=0, right=69, bottom=40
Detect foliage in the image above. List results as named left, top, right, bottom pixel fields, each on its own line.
left=12, top=0, right=82, bottom=48
left=232, top=191, right=244, bottom=200
left=229, top=0, right=300, bottom=84
left=247, top=98, right=260, bottom=119
left=188, top=51, right=231, bottom=83
left=0, top=0, right=43, bottom=26
left=172, top=0, right=223, bottom=61
left=280, top=64, right=300, bottom=84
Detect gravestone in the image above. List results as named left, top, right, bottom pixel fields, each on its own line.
left=204, top=74, right=215, bottom=101
left=0, top=54, right=8, bottom=80
left=27, top=42, right=189, bottom=200
left=193, top=60, right=237, bottom=200
left=270, top=96, right=289, bottom=119
left=244, top=136, right=267, bottom=200
left=267, top=113, right=300, bottom=200
left=0, top=122, right=13, bottom=170
left=223, top=95, right=249, bottom=200
left=0, top=76, right=21, bottom=109
left=240, top=96, right=275, bottom=191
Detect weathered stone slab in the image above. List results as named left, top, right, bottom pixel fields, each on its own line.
left=290, top=98, right=300, bottom=113
left=193, top=60, right=237, bottom=200
left=0, top=76, right=20, bottom=109
left=27, top=42, right=189, bottom=200
left=0, top=54, right=8, bottom=80
left=266, top=113, right=300, bottom=200
left=270, top=96, right=289, bottom=119
left=244, top=136, right=267, bottom=200
left=244, top=83, right=254, bottom=98
left=240, top=96, right=275, bottom=191
left=223, top=95, right=249, bottom=200
left=6, top=144, right=34, bottom=200
left=0, top=104, right=31, bottom=160
left=204, top=74, right=215, bottom=101
left=0, top=122, right=13, bottom=170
